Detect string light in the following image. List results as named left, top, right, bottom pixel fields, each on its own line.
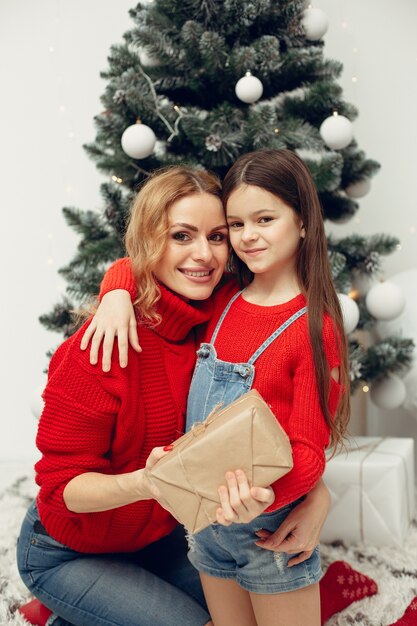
left=348, top=289, right=360, bottom=300
left=111, top=175, right=123, bottom=184
left=274, top=128, right=280, bottom=134
left=396, top=243, right=402, bottom=251
left=49, top=46, right=55, bottom=53
left=362, top=385, right=369, bottom=393
left=47, top=258, right=54, bottom=266
left=68, top=131, right=75, bottom=139
left=341, top=21, right=348, bottom=29
left=410, top=225, right=416, bottom=234
left=59, top=105, right=66, bottom=113
left=352, top=76, right=358, bottom=83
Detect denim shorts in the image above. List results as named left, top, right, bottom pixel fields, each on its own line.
left=187, top=500, right=322, bottom=594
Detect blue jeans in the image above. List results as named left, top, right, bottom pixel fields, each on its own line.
left=16, top=501, right=210, bottom=626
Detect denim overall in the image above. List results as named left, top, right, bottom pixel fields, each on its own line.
left=185, top=291, right=322, bottom=594
left=186, top=290, right=307, bottom=430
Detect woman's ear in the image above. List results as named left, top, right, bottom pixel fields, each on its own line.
left=300, top=225, right=306, bottom=238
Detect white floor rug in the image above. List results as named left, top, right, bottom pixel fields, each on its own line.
left=1, top=465, right=416, bottom=625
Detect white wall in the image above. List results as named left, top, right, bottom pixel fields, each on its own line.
left=1, top=0, right=416, bottom=461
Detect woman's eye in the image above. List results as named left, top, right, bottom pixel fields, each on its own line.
left=209, top=233, right=227, bottom=243
left=259, top=216, right=273, bottom=223
left=173, top=232, right=191, bottom=242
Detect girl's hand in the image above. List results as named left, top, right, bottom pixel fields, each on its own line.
left=216, top=469, right=274, bottom=526
left=80, top=290, right=141, bottom=371
left=254, top=479, right=331, bottom=566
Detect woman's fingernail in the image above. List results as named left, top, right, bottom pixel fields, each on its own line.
left=163, top=444, right=174, bottom=451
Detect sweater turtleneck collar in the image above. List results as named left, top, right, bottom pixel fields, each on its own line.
left=146, top=283, right=214, bottom=341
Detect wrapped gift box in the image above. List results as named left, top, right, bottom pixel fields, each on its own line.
left=321, top=436, right=415, bottom=546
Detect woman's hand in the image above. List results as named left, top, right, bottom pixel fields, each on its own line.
left=80, top=290, right=141, bottom=371
left=254, top=479, right=331, bottom=566
left=63, top=445, right=174, bottom=513
left=215, top=469, right=275, bottom=526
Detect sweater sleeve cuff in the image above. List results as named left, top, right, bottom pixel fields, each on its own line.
left=99, top=258, right=137, bottom=302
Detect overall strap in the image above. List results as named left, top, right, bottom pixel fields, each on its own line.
left=210, top=290, right=244, bottom=344
left=248, top=307, right=307, bottom=365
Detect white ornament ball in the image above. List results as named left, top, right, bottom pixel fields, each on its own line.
left=320, top=114, right=354, bottom=150
left=30, top=385, right=45, bottom=419
left=370, top=374, right=407, bottom=410
left=345, top=178, right=372, bottom=199
left=365, top=281, right=406, bottom=321
left=338, top=293, right=360, bottom=334
left=121, top=123, right=156, bottom=159
left=373, top=268, right=417, bottom=346
left=235, top=73, right=264, bottom=104
left=138, top=48, right=160, bottom=67
left=301, top=7, right=329, bottom=41
left=402, top=365, right=417, bottom=419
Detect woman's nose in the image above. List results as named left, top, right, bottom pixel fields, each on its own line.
left=192, top=238, right=213, bottom=262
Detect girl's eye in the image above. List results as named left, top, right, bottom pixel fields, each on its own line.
left=172, top=232, right=191, bottom=242
left=228, top=222, right=243, bottom=229
left=209, top=233, right=227, bottom=243
left=259, top=216, right=273, bottom=223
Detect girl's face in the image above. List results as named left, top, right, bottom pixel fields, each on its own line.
left=154, top=192, right=229, bottom=300
left=226, top=184, right=305, bottom=279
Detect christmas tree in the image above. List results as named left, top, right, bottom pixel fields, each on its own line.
left=40, top=0, right=413, bottom=393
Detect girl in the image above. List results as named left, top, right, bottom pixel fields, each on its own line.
left=83, top=149, right=349, bottom=625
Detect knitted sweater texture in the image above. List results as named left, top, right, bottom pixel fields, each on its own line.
left=35, top=280, right=213, bottom=553
left=101, top=259, right=343, bottom=511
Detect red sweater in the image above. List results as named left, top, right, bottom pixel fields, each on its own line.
left=35, top=282, right=213, bottom=553
left=101, top=259, right=343, bottom=510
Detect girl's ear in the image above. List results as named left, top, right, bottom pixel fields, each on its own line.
left=300, top=225, right=306, bottom=238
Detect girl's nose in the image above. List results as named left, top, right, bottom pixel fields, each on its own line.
left=241, top=225, right=258, bottom=242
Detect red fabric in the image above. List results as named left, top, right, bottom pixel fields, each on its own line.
left=101, top=258, right=344, bottom=511
left=207, top=284, right=343, bottom=510
left=35, top=284, right=213, bottom=554
left=389, top=597, right=417, bottom=625
left=18, top=599, right=52, bottom=626
left=320, top=561, right=378, bottom=624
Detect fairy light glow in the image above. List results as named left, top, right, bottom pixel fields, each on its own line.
left=362, top=385, right=369, bottom=393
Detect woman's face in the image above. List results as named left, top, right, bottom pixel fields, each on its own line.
left=154, top=192, right=229, bottom=300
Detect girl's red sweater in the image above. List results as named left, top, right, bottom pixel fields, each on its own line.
left=35, top=281, right=213, bottom=553
left=100, top=259, right=343, bottom=511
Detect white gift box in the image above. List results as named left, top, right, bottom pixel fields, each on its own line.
left=321, top=436, right=415, bottom=546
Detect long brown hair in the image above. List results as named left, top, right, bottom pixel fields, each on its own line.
left=222, top=149, right=350, bottom=449
left=125, top=166, right=222, bottom=322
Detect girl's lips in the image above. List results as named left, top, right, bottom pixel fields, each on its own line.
left=243, top=248, right=266, bottom=256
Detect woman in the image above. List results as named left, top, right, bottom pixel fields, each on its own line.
left=17, top=167, right=228, bottom=626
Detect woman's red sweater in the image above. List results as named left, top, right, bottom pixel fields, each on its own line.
left=100, top=259, right=343, bottom=511
left=35, top=280, right=212, bottom=553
